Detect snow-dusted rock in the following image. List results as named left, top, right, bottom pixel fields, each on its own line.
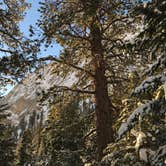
left=4, top=62, right=79, bottom=137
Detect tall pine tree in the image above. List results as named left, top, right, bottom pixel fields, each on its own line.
left=16, top=129, right=33, bottom=166
left=0, top=97, right=15, bottom=166
left=38, top=0, right=137, bottom=158
left=43, top=100, right=85, bottom=166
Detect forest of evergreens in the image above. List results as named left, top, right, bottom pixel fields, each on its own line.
left=0, top=0, right=165, bottom=165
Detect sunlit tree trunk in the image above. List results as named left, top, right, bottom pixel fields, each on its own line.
left=91, top=24, right=114, bottom=159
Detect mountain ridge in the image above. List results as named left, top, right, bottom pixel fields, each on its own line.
left=4, top=62, right=79, bottom=138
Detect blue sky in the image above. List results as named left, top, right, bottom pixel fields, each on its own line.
left=19, top=0, right=62, bottom=57
left=1, top=0, right=62, bottom=95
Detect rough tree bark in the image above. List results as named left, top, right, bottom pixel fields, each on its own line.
left=90, top=23, right=115, bottom=159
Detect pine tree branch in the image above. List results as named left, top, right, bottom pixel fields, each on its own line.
left=39, top=56, right=95, bottom=77
left=84, top=128, right=96, bottom=140
left=0, top=48, right=14, bottom=54
left=0, top=29, right=22, bottom=44
left=102, top=17, right=128, bottom=33
left=51, top=85, right=95, bottom=94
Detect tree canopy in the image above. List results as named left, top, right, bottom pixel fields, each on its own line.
left=0, top=0, right=165, bottom=165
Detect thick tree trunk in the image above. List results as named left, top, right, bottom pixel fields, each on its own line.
left=94, top=65, right=115, bottom=159
left=90, top=24, right=115, bottom=159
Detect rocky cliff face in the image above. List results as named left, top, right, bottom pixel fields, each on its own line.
left=4, top=62, right=78, bottom=138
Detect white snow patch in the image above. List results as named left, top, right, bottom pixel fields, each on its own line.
left=42, top=105, right=49, bottom=122
left=17, top=128, right=22, bottom=139
left=139, top=148, right=148, bottom=162
left=135, top=132, right=146, bottom=151
left=124, top=24, right=144, bottom=43
left=133, top=74, right=166, bottom=95
left=118, top=101, right=153, bottom=138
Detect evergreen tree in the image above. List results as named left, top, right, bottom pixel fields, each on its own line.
left=118, top=0, right=166, bottom=137
left=16, top=129, right=33, bottom=166
left=0, top=97, right=15, bottom=166
left=101, top=1, right=166, bottom=165
left=0, top=0, right=39, bottom=91
left=135, top=0, right=165, bottom=58
left=37, top=0, right=138, bottom=158
left=44, top=100, right=85, bottom=166
left=100, top=1, right=166, bottom=165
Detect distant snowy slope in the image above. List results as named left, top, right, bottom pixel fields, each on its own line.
left=4, top=62, right=79, bottom=137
